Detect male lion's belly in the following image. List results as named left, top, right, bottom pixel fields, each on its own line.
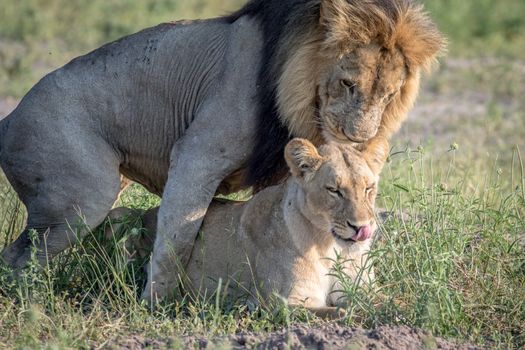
left=119, top=155, right=170, bottom=196
left=121, top=163, right=250, bottom=198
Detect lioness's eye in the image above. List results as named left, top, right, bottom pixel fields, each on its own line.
left=386, top=92, right=396, bottom=102
left=365, top=184, right=375, bottom=201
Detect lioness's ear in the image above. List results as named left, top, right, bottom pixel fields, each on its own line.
left=285, top=138, right=323, bottom=180
left=359, top=137, right=389, bottom=175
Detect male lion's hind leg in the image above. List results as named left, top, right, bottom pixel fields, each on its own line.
left=1, top=151, right=121, bottom=270
left=1, top=186, right=121, bottom=270
left=1, top=229, right=30, bottom=267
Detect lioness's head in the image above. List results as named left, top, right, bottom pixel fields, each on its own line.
left=278, top=0, right=445, bottom=144
left=284, top=137, right=389, bottom=243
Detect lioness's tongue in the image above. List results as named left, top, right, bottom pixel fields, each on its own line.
left=351, top=225, right=372, bottom=241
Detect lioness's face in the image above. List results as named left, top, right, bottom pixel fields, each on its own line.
left=285, top=138, right=389, bottom=243
left=305, top=145, right=378, bottom=243
left=317, top=43, right=407, bottom=143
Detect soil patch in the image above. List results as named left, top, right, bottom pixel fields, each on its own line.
left=107, top=324, right=480, bottom=349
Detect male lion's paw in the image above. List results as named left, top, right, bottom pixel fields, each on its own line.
left=307, top=306, right=347, bottom=320
left=141, top=273, right=179, bottom=306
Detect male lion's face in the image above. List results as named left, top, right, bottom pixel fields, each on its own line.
left=317, top=43, right=407, bottom=143
left=285, top=138, right=389, bottom=244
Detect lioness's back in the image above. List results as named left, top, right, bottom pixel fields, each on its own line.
left=184, top=184, right=293, bottom=299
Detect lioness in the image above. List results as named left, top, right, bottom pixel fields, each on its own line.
left=115, top=137, right=388, bottom=312
left=0, top=0, right=444, bottom=300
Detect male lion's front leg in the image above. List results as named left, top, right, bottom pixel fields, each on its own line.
left=143, top=143, right=251, bottom=301
left=142, top=116, right=254, bottom=302
left=142, top=16, right=262, bottom=302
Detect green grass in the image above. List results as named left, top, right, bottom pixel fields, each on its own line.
left=0, top=147, right=524, bottom=348
left=422, top=0, right=525, bottom=57
left=348, top=146, right=525, bottom=347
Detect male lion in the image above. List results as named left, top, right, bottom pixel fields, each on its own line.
left=111, top=137, right=388, bottom=315
left=0, top=0, right=444, bottom=300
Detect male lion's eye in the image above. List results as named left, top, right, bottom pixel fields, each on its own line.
left=326, top=186, right=343, bottom=198
left=340, top=80, right=356, bottom=94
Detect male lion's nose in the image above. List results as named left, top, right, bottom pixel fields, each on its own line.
left=350, top=224, right=373, bottom=241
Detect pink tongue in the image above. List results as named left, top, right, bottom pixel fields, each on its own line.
left=351, top=225, right=373, bottom=241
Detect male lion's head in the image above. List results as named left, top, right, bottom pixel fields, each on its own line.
left=284, top=137, right=389, bottom=243
left=278, top=0, right=446, bottom=144
left=238, top=0, right=445, bottom=188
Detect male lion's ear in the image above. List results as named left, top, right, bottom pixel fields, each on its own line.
left=285, top=138, right=323, bottom=180
left=359, top=137, right=390, bottom=175
left=392, top=4, right=447, bottom=73
left=319, top=0, right=359, bottom=50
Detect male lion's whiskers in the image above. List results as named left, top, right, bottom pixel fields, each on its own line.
left=322, top=117, right=349, bottom=141
left=310, top=108, right=324, bottom=127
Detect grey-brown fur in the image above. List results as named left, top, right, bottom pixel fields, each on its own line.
left=0, top=18, right=262, bottom=292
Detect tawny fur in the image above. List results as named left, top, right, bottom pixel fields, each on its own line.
left=107, top=137, right=389, bottom=317
left=0, top=0, right=444, bottom=302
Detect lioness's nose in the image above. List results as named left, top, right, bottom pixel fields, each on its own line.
left=346, top=221, right=359, bottom=232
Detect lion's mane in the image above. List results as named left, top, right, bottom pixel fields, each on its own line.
left=228, top=0, right=445, bottom=189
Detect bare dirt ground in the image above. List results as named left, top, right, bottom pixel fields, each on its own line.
left=108, top=324, right=479, bottom=349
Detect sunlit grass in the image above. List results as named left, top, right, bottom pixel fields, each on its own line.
left=339, top=146, right=525, bottom=348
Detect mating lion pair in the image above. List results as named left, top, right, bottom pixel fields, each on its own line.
left=109, top=137, right=388, bottom=314
left=0, top=0, right=444, bottom=302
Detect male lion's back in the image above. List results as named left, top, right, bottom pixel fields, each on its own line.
left=1, top=18, right=232, bottom=195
